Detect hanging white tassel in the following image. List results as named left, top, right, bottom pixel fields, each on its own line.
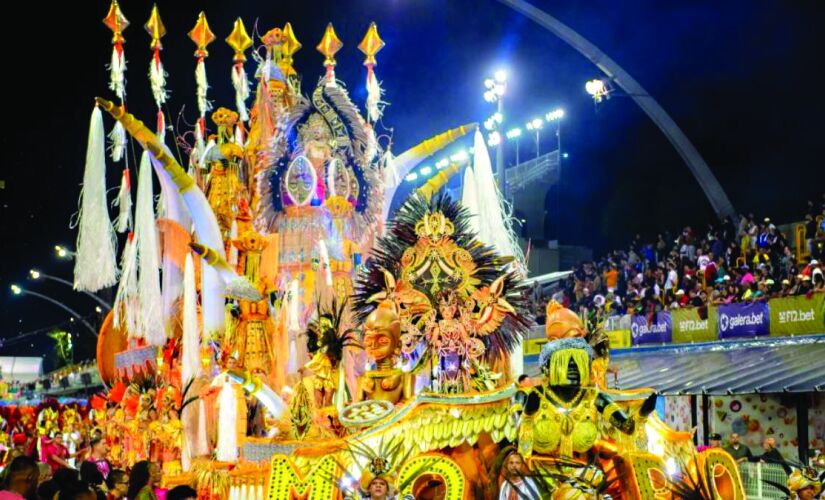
left=181, top=253, right=201, bottom=385
left=108, top=121, right=127, bottom=162
left=113, top=168, right=132, bottom=233
left=149, top=52, right=168, bottom=108
left=215, top=376, right=239, bottom=462
left=231, top=64, right=250, bottom=122
left=113, top=234, right=139, bottom=337
left=134, top=151, right=166, bottom=345
left=366, top=68, right=384, bottom=123
left=109, top=45, right=126, bottom=100
left=195, top=57, right=211, bottom=117
left=286, top=280, right=300, bottom=374
left=74, top=106, right=118, bottom=292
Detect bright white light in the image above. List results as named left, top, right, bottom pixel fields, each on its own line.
left=95, top=306, right=103, bottom=313
left=450, top=151, right=468, bottom=162
left=563, top=153, right=569, bottom=159
left=585, top=78, right=606, bottom=96
left=419, top=166, right=432, bottom=176
left=484, top=78, right=495, bottom=90
left=545, top=109, right=565, bottom=122
left=487, top=131, right=501, bottom=147
left=436, top=159, right=449, bottom=169
left=405, top=172, right=418, bottom=182
left=69, top=317, right=75, bottom=322
left=494, top=69, right=507, bottom=83
left=484, top=119, right=495, bottom=131
left=665, top=457, right=678, bottom=477
left=483, top=91, right=495, bottom=103
left=493, top=112, right=503, bottom=124
left=29, top=270, right=41, bottom=279
left=526, top=118, right=543, bottom=130
left=494, top=83, right=506, bottom=96
left=506, top=128, right=522, bottom=139
left=10, top=284, right=22, bottom=295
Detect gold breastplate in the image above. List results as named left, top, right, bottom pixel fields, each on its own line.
left=533, top=389, right=599, bottom=457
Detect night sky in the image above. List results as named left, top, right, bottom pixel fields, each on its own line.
left=2, top=1, right=823, bottom=365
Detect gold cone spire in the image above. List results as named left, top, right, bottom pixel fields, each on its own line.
left=188, top=12, right=216, bottom=58
left=281, top=22, right=302, bottom=76
left=226, top=18, right=252, bottom=62
left=316, top=23, right=343, bottom=68
left=144, top=5, right=166, bottom=50
left=358, top=22, right=385, bottom=67
left=102, top=0, right=129, bottom=44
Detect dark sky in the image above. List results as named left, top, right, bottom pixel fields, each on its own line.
left=2, top=1, right=824, bottom=363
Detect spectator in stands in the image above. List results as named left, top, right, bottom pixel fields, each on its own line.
left=752, top=437, right=791, bottom=474
left=723, top=433, right=752, bottom=463
left=0, top=456, right=39, bottom=500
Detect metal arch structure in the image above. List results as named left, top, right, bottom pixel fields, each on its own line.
left=498, top=0, right=737, bottom=220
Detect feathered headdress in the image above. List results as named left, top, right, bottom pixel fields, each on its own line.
left=353, top=192, right=533, bottom=361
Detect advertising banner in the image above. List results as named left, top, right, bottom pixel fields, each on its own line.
left=718, top=302, right=769, bottom=339
left=671, top=306, right=718, bottom=344
left=630, top=312, right=672, bottom=345
left=769, top=293, right=825, bottom=336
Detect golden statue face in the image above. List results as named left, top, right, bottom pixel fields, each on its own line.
left=364, top=306, right=401, bottom=363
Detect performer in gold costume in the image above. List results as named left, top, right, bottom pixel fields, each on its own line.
left=515, top=337, right=656, bottom=461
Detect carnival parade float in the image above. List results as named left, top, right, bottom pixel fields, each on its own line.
left=64, top=3, right=747, bottom=498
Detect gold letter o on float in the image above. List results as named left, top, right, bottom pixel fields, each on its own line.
left=398, top=453, right=466, bottom=500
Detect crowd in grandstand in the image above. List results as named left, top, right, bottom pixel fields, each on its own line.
left=551, top=195, right=825, bottom=317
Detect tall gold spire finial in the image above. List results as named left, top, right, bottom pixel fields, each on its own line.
left=281, top=22, right=302, bottom=76
left=144, top=5, right=166, bottom=50
left=316, top=23, right=343, bottom=68
left=358, top=22, right=385, bottom=67
left=188, top=12, right=216, bottom=58
left=102, top=0, right=130, bottom=44
left=226, top=18, right=252, bottom=63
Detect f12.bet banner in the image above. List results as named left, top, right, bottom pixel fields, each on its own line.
left=671, top=306, right=718, bottom=343
left=717, top=301, right=770, bottom=339
left=769, top=293, right=825, bottom=336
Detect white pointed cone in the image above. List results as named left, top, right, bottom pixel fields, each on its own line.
left=181, top=253, right=200, bottom=385
left=216, top=376, right=238, bottom=462
left=74, top=106, right=118, bottom=292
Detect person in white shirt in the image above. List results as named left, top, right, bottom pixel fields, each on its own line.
left=498, top=450, right=540, bottom=500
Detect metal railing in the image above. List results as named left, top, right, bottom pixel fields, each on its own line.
left=740, top=462, right=789, bottom=499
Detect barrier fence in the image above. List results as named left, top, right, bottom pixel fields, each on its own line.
left=600, top=292, right=824, bottom=347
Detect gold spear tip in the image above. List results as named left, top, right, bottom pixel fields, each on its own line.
left=102, top=0, right=130, bottom=43
left=316, top=23, right=343, bottom=66
left=282, top=22, right=302, bottom=58
left=226, top=18, right=253, bottom=62
left=188, top=11, right=216, bottom=58
left=358, top=22, right=385, bottom=66
left=144, top=5, right=166, bottom=50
